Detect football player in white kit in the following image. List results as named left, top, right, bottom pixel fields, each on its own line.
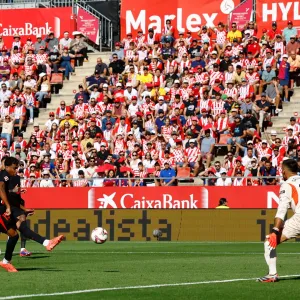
left=257, top=159, right=300, bottom=282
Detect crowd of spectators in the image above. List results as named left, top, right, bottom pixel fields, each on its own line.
left=1, top=20, right=300, bottom=187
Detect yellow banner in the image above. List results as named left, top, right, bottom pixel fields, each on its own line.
left=2, top=209, right=294, bottom=242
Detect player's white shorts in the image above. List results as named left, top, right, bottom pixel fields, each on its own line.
left=282, top=214, right=300, bottom=239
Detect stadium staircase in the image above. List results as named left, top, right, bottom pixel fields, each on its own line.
left=23, top=52, right=111, bottom=140
left=264, top=88, right=300, bottom=139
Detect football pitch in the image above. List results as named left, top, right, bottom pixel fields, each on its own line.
left=1, top=241, right=300, bottom=299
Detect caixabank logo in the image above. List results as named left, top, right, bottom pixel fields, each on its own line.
left=0, top=7, right=73, bottom=39
left=87, top=188, right=209, bottom=209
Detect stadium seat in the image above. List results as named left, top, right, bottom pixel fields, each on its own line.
left=177, top=167, right=190, bottom=178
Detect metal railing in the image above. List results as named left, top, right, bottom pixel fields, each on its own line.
left=19, top=176, right=283, bottom=187
left=0, top=0, right=50, bottom=8
left=51, top=0, right=113, bottom=52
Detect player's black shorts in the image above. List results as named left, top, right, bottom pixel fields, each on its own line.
left=0, top=206, right=16, bottom=234
left=11, top=206, right=26, bottom=220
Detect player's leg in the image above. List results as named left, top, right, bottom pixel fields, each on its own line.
left=14, top=211, right=64, bottom=251
left=257, top=215, right=299, bottom=282
left=20, top=231, right=32, bottom=257
left=0, top=224, right=19, bottom=272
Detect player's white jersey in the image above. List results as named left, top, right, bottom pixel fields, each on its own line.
left=276, top=175, right=300, bottom=220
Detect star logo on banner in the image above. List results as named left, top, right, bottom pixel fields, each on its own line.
left=96, top=192, right=118, bottom=208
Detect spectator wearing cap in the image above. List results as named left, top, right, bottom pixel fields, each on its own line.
left=232, top=65, right=246, bottom=84
left=227, top=22, right=242, bottom=43
left=108, top=53, right=125, bottom=75
left=278, top=54, right=290, bottom=102
left=282, top=126, right=299, bottom=147
left=60, top=112, right=77, bottom=128
left=44, top=31, right=59, bottom=53
left=267, top=21, right=281, bottom=41
left=34, top=35, right=46, bottom=53
left=160, top=161, right=176, bottom=186
left=73, top=85, right=89, bottom=106
left=258, top=160, right=276, bottom=185
left=35, top=46, right=48, bottom=74
left=1, top=115, right=15, bottom=147
left=86, top=118, right=102, bottom=138
left=184, top=138, right=201, bottom=176
left=36, top=72, right=50, bottom=105
left=215, top=172, right=232, bottom=186
left=260, top=61, right=276, bottom=93
left=83, top=69, right=103, bottom=90
left=112, top=42, right=125, bottom=61
left=289, top=117, right=300, bottom=135
left=255, top=93, right=271, bottom=130
left=161, top=40, right=176, bottom=61
left=227, top=115, right=246, bottom=154
left=286, top=36, right=299, bottom=56
left=0, top=59, right=11, bottom=81
left=241, top=109, right=259, bottom=136
left=136, top=67, right=153, bottom=96
left=124, top=82, right=138, bottom=102
left=283, top=21, right=297, bottom=43
left=11, top=142, right=26, bottom=160
left=39, top=170, right=55, bottom=187
left=200, top=129, right=215, bottom=169
left=264, top=77, right=282, bottom=113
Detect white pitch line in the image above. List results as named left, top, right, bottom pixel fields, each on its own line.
left=19, top=251, right=300, bottom=255
left=0, top=275, right=299, bottom=300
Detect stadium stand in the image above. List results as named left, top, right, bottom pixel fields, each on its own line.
left=1, top=17, right=300, bottom=187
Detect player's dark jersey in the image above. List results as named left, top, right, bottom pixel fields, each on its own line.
left=0, top=170, right=11, bottom=207
left=8, top=175, right=24, bottom=209
left=9, top=175, right=20, bottom=191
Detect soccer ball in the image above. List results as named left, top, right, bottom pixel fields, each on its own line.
left=153, top=229, right=162, bottom=240
left=91, top=227, right=108, bottom=244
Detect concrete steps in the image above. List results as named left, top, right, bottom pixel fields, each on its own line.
left=23, top=52, right=111, bottom=139
left=264, top=87, right=300, bottom=139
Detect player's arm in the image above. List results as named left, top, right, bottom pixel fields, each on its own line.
left=0, top=182, right=11, bottom=215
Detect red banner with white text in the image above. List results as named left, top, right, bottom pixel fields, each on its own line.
left=256, top=0, right=300, bottom=34
left=22, top=186, right=280, bottom=209
left=230, top=0, right=253, bottom=31
left=120, top=0, right=237, bottom=39
left=77, top=7, right=99, bottom=45
left=0, top=7, right=74, bottom=41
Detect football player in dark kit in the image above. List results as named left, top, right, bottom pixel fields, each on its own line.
left=0, top=157, right=22, bottom=272
left=0, top=157, right=64, bottom=272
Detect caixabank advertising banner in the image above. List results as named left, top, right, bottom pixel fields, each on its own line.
left=23, top=186, right=280, bottom=209
left=2, top=209, right=295, bottom=242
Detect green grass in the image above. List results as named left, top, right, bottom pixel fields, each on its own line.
left=1, top=241, right=300, bottom=299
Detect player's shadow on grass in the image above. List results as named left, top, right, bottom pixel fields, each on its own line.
left=103, top=270, right=120, bottom=273
left=280, top=276, right=300, bottom=281
left=17, top=267, right=61, bottom=272
left=27, top=255, right=50, bottom=259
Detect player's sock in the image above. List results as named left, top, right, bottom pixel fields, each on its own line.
left=4, top=234, right=19, bottom=262
left=264, top=241, right=270, bottom=265
left=264, top=241, right=277, bottom=275
left=18, top=221, right=45, bottom=245
left=43, top=240, right=49, bottom=247
left=2, top=258, right=9, bottom=264
left=20, top=232, right=26, bottom=250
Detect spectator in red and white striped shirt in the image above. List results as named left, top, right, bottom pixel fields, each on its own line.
left=72, top=170, right=89, bottom=187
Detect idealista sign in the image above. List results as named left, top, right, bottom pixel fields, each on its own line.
left=4, top=209, right=296, bottom=242
left=121, top=0, right=236, bottom=37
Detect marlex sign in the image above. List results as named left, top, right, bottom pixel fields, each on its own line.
left=121, top=0, right=237, bottom=37
left=23, top=186, right=281, bottom=209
